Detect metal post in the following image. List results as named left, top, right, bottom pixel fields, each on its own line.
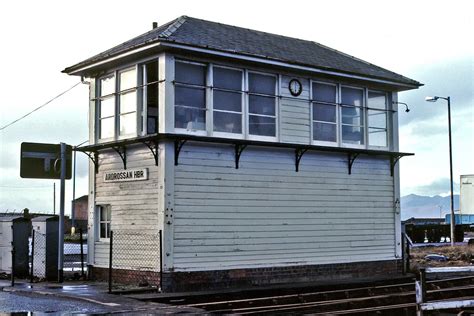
left=401, top=233, right=406, bottom=275
left=159, top=230, right=163, bottom=292
left=406, top=237, right=411, bottom=273
left=30, top=230, right=35, bottom=283
left=108, top=230, right=113, bottom=293
left=53, top=183, right=56, bottom=215
left=11, top=246, right=15, bottom=287
left=447, top=97, right=455, bottom=247
left=420, top=268, right=427, bottom=303
left=71, top=150, right=76, bottom=229
left=79, top=228, right=85, bottom=279
left=58, top=142, right=66, bottom=282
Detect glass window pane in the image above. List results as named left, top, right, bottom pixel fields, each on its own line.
left=106, top=207, right=111, bottom=221
left=341, top=87, right=363, bottom=106
left=369, top=128, right=387, bottom=147
left=342, top=125, right=364, bottom=144
left=249, top=95, right=275, bottom=116
left=313, top=122, right=337, bottom=142
left=119, top=68, right=136, bottom=91
left=100, top=75, right=115, bottom=96
left=120, top=91, right=136, bottom=113
left=100, top=207, right=107, bottom=222
left=312, top=83, right=336, bottom=103
left=145, top=60, right=158, bottom=83
left=100, top=97, right=115, bottom=118
left=175, top=62, right=206, bottom=85
left=248, top=73, right=276, bottom=95
left=175, top=106, right=206, bottom=130
left=106, top=223, right=110, bottom=239
left=368, top=91, right=386, bottom=110
left=100, top=117, right=114, bottom=139
left=341, top=106, right=363, bottom=126
left=249, top=115, right=275, bottom=136
left=313, top=103, right=336, bottom=122
left=214, top=90, right=241, bottom=112
left=100, top=223, right=106, bottom=239
left=368, top=110, right=386, bottom=129
left=213, top=112, right=242, bottom=134
left=213, top=67, right=242, bottom=90
left=175, top=86, right=205, bottom=108
left=120, top=113, right=136, bottom=135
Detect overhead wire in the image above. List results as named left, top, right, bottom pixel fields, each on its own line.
left=0, top=82, right=81, bottom=131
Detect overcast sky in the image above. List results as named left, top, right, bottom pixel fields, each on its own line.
left=0, top=0, right=472, bottom=215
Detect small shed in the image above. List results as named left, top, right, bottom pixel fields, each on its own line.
left=31, top=216, right=59, bottom=280
left=0, top=216, right=30, bottom=277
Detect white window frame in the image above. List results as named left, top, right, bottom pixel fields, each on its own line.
left=211, top=64, right=245, bottom=140
left=117, top=66, right=139, bottom=139
left=340, top=84, right=366, bottom=149
left=97, top=73, right=116, bottom=142
left=173, top=59, right=208, bottom=136
left=141, top=59, right=160, bottom=136
left=367, top=89, right=390, bottom=150
left=246, top=70, right=279, bottom=142
left=310, top=80, right=339, bottom=147
left=96, top=205, right=111, bottom=242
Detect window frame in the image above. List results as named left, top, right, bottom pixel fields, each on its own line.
left=367, top=89, right=390, bottom=150
left=97, top=73, right=116, bottom=142
left=310, top=80, right=339, bottom=147
left=141, top=59, right=160, bottom=135
left=339, top=84, right=366, bottom=149
left=246, top=70, right=279, bottom=142
left=96, top=205, right=111, bottom=242
left=174, top=59, right=208, bottom=136
left=117, top=66, right=139, bottom=139
left=211, top=64, right=245, bottom=140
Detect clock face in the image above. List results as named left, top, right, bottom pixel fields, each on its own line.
left=289, top=79, right=302, bottom=96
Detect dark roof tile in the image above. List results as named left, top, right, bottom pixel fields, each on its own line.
left=64, top=16, right=420, bottom=87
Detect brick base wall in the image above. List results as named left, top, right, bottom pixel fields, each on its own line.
left=162, top=259, right=403, bottom=292
left=90, top=266, right=160, bottom=286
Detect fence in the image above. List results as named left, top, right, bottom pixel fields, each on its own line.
left=416, top=266, right=474, bottom=315
left=29, top=229, right=87, bottom=282
left=108, top=230, right=162, bottom=293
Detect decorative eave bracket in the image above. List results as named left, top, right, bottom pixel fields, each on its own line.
left=142, top=140, right=159, bottom=166
left=347, top=153, right=360, bottom=175
left=81, top=151, right=99, bottom=174
left=295, top=148, right=309, bottom=172
left=113, top=146, right=127, bottom=170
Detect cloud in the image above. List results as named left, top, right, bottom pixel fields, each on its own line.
left=398, top=56, right=473, bottom=127
left=404, top=177, right=460, bottom=196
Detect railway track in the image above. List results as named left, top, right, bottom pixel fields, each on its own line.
left=181, top=276, right=474, bottom=315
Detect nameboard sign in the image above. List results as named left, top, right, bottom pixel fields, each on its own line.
left=103, top=168, right=148, bottom=183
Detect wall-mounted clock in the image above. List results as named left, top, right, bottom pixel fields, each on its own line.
left=288, top=79, right=302, bottom=96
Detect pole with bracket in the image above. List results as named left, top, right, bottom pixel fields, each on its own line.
left=57, top=142, right=66, bottom=283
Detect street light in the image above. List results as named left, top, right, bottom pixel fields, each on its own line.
left=425, top=95, right=455, bottom=246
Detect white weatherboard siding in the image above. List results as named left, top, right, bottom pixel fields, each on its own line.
left=280, top=76, right=311, bottom=144
left=93, top=145, right=160, bottom=268
left=173, top=143, right=395, bottom=271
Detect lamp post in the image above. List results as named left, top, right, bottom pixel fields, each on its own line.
left=425, top=96, right=455, bottom=246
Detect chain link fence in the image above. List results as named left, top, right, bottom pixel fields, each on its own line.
left=109, top=230, right=162, bottom=293
left=30, top=230, right=47, bottom=281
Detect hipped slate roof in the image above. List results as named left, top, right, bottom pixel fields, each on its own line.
left=64, top=16, right=421, bottom=87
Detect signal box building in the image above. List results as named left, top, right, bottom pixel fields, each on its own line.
left=64, top=16, right=421, bottom=291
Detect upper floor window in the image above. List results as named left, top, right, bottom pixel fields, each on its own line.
left=174, top=61, right=206, bottom=131
left=312, top=82, right=337, bottom=143
left=143, top=60, right=159, bottom=134
left=213, top=67, right=243, bottom=135
left=96, top=61, right=159, bottom=141
left=367, top=91, right=388, bottom=147
left=248, top=72, right=277, bottom=138
left=118, top=68, right=137, bottom=136
left=341, top=86, right=365, bottom=146
left=98, top=75, right=115, bottom=139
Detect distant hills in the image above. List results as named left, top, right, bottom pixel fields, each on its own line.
left=401, top=194, right=460, bottom=220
